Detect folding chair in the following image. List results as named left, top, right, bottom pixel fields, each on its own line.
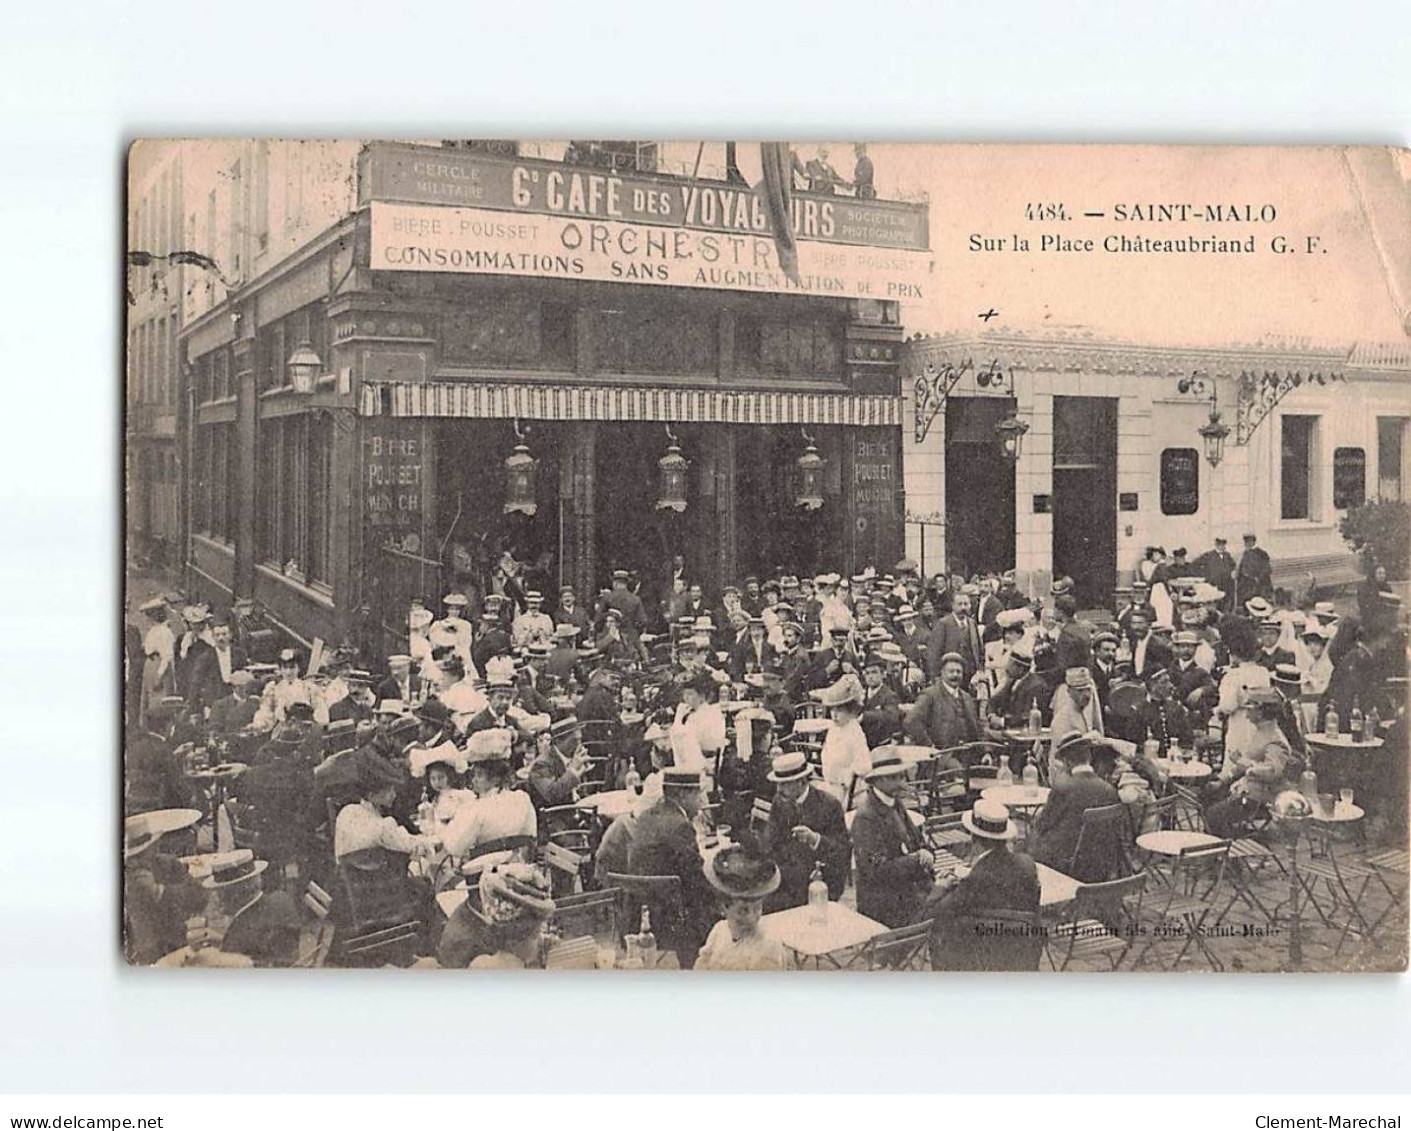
left=834, top=920, right=931, bottom=970
left=550, top=887, right=620, bottom=949
left=602, top=872, right=684, bottom=949
left=1045, top=874, right=1147, bottom=971
left=1362, top=848, right=1409, bottom=941
left=294, top=880, right=335, bottom=968
left=923, top=812, right=972, bottom=856
left=1133, top=838, right=1233, bottom=971
left=542, top=840, right=586, bottom=898
left=1295, top=827, right=1381, bottom=953
left=1067, top=802, right=1136, bottom=882
left=749, top=795, right=772, bottom=833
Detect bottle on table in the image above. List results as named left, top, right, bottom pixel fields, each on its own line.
left=1324, top=703, right=1340, bottom=739
left=624, top=765, right=642, bottom=794
left=996, top=755, right=1014, bottom=786
left=1349, top=699, right=1364, bottom=743
left=1021, top=757, right=1039, bottom=787
left=1366, top=705, right=1380, bottom=736
left=1027, top=704, right=1043, bottom=736
left=635, top=908, right=657, bottom=970
left=807, top=863, right=829, bottom=926
left=1299, top=761, right=1318, bottom=803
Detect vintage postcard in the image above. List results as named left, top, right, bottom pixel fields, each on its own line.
left=124, top=140, right=1409, bottom=972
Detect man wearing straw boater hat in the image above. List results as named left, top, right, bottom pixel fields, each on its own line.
left=123, top=809, right=206, bottom=964
left=762, top=749, right=851, bottom=911
left=925, top=798, right=1043, bottom=972
left=850, top=747, right=934, bottom=928
left=1032, top=731, right=1124, bottom=881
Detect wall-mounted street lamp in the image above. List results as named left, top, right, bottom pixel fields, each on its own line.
left=994, top=411, right=1030, bottom=462
left=656, top=425, right=689, bottom=512
left=795, top=429, right=825, bottom=511
left=286, top=341, right=322, bottom=395
left=504, top=418, right=538, bottom=516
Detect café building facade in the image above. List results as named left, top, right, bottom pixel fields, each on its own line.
left=180, top=142, right=932, bottom=649
left=901, top=329, right=1410, bottom=607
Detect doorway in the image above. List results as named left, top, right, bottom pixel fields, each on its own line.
left=1051, top=396, right=1118, bottom=608
left=944, top=397, right=1017, bottom=576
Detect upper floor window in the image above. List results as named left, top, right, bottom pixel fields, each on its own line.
left=1280, top=414, right=1317, bottom=520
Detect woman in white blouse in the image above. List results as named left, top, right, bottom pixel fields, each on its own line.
left=817, top=674, right=871, bottom=805
left=1216, top=619, right=1272, bottom=767
left=441, top=728, right=537, bottom=876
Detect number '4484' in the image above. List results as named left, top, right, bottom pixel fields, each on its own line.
left=1025, top=203, right=1068, bottom=221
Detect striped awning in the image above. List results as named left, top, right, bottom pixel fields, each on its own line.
left=359, top=381, right=900, bottom=428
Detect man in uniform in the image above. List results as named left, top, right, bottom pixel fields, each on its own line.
left=471, top=605, right=512, bottom=676
left=604, top=569, right=648, bottom=664
left=1195, top=535, right=1237, bottom=609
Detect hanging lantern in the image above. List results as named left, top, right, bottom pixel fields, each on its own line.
left=994, top=411, right=1030, bottom=462
left=286, top=340, right=321, bottom=395
left=503, top=419, right=538, bottom=516
left=656, top=425, right=689, bottom=512
left=1199, top=408, right=1230, bottom=468
left=795, top=429, right=825, bottom=511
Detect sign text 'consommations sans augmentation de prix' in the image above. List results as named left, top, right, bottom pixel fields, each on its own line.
left=369, top=201, right=934, bottom=301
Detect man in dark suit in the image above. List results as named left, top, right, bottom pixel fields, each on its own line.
left=1271, top=664, right=1308, bottom=762
left=1195, top=536, right=1236, bottom=595
left=516, top=645, right=557, bottom=718
left=174, top=608, right=221, bottom=710
left=926, top=591, right=983, bottom=680
left=527, top=717, right=592, bottom=808
left=604, top=569, right=648, bottom=664
left=858, top=653, right=904, bottom=747
left=626, top=768, right=716, bottom=965
left=375, top=654, right=424, bottom=706
left=1169, top=631, right=1216, bottom=719
left=1033, top=732, right=1125, bottom=882
left=851, top=750, right=934, bottom=928
left=462, top=668, right=518, bottom=736
left=208, top=671, right=261, bottom=735
left=1089, top=630, right=1121, bottom=716
left=925, top=800, right=1043, bottom=971
left=1127, top=607, right=1171, bottom=678
left=762, top=751, right=851, bottom=911
left=903, top=652, right=980, bottom=751
left=470, top=610, right=512, bottom=677
left=1255, top=618, right=1296, bottom=673
left=894, top=606, right=928, bottom=673
left=574, top=666, right=621, bottom=726
left=1053, top=595, right=1093, bottom=672
left=728, top=617, right=777, bottom=683
left=1236, top=532, right=1273, bottom=606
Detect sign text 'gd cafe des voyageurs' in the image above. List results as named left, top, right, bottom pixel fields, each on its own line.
left=362, top=142, right=934, bottom=299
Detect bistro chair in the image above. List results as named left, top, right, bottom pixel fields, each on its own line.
left=1068, top=802, right=1136, bottom=882
left=1294, top=827, right=1381, bottom=954
left=1132, top=838, right=1233, bottom=971
left=294, top=879, right=335, bottom=969
left=963, top=761, right=1000, bottom=797
left=602, top=871, right=683, bottom=948
left=834, top=920, right=931, bottom=971
left=792, top=700, right=828, bottom=721
left=333, top=849, right=423, bottom=967
left=1363, top=848, right=1409, bottom=942
left=749, top=795, right=772, bottom=833
left=1045, top=873, right=1148, bottom=971
left=923, top=811, right=972, bottom=853
left=550, top=887, right=621, bottom=949
left=542, top=840, right=586, bottom=898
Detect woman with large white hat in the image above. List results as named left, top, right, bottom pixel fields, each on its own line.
left=815, top=673, right=870, bottom=804
left=440, top=728, right=537, bottom=874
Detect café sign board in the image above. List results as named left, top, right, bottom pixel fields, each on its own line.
left=369, top=200, right=934, bottom=301
left=360, top=142, right=930, bottom=252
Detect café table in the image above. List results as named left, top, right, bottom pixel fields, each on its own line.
left=1135, top=829, right=1220, bottom=857
left=980, top=784, right=1050, bottom=811
left=186, top=763, right=247, bottom=850
left=719, top=700, right=757, bottom=714
left=1304, top=733, right=1384, bottom=797
left=1153, top=757, right=1213, bottom=783
left=759, top=901, right=889, bottom=968
left=1002, top=728, right=1052, bottom=745
left=792, top=718, right=833, bottom=736
left=575, top=788, right=637, bottom=822
left=1294, top=801, right=1377, bottom=946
